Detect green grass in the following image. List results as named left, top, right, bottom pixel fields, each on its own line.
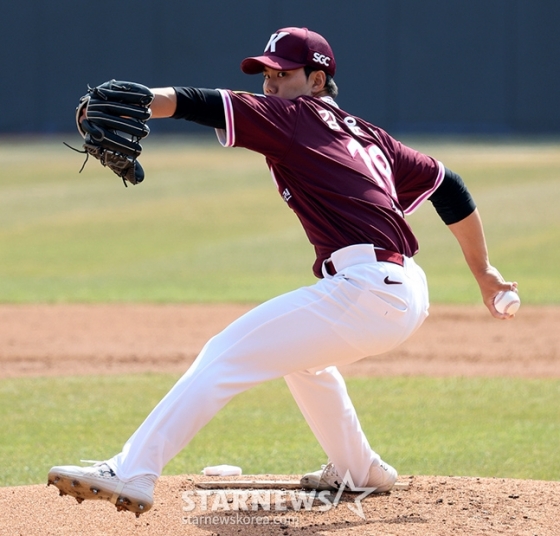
left=0, top=137, right=315, bottom=302
left=1, top=374, right=558, bottom=486
left=0, top=136, right=559, bottom=303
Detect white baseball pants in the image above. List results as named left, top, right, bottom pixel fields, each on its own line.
left=108, top=244, right=429, bottom=487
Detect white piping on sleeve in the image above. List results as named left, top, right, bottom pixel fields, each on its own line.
left=214, top=89, right=235, bottom=147
left=404, top=160, right=446, bottom=215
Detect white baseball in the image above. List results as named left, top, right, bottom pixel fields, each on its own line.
left=494, top=290, right=520, bottom=315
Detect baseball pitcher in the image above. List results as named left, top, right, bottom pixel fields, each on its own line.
left=48, top=27, right=518, bottom=516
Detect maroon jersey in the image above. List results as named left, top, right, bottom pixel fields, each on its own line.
left=216, top=90, right=444, bottom=277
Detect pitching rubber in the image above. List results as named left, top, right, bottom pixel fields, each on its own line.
left=196, top=479, right=410, bottom=491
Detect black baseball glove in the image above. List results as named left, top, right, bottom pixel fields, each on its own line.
left=74, top=80, right=154, bottom=186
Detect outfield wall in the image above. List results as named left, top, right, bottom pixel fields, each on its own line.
left=1, top=0, right=559, bottom=135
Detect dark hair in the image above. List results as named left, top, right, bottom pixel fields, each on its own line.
left=304, top=66, right=339, bottom=98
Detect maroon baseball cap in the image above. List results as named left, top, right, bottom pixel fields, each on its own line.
left=241, top=27, right=336, bottom=77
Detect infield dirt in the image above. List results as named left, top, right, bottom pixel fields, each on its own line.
left=1, top=304, right=559, bottom=535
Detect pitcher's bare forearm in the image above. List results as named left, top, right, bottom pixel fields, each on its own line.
left=448, top=209, right=517, bottom=318
left=150, top=88, right=178, bottom=118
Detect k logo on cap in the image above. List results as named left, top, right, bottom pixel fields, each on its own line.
left=264, top=31, right=290, bottom=53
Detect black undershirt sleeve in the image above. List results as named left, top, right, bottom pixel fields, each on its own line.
left=171, top=87, right=226, bottom=130
left=428, top=167, right=477, bottom=225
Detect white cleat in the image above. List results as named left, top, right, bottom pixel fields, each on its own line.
left=300, top=461, right=343, bottom=491
left=300, top=459, right=398, bottom=493
left=47, top=462, right=156, bottom=516
left=366, top=460, right=398, bottom=492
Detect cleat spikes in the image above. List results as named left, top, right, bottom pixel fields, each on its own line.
left=135, top=512, right=141, bottom=518
left=47, top=463, right=155, bottom=515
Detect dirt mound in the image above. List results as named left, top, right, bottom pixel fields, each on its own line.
left=2, top=473, right=558, bottom=535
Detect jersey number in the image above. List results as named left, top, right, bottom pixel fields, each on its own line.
left=347, top=138, right=397, bottom=199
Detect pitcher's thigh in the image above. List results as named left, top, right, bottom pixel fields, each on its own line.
left=199, top=281, right=372, bottom=379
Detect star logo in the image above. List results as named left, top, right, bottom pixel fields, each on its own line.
left=330, top=470, right=377, bottom=520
